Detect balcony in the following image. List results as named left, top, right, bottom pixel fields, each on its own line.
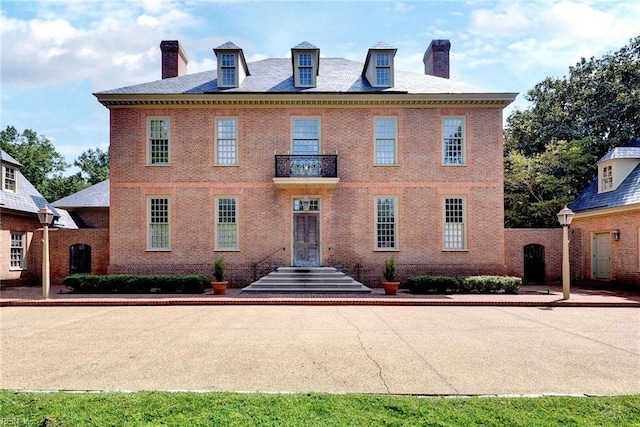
left=273, top=155, right=339, bottom=189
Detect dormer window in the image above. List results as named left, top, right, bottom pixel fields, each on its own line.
left=375, top=53, right=391, bottom=86
left=291, top=42, right=319, bottom=88
left=363, top=42, right=397, bottom=88
left=2, top=164, right=17, bottom=193
left=601, top=165, right=613, bottom=192
left=214, top=42, right=250, bottom=89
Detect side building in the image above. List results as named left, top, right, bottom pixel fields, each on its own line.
left=94, top=39, right=517, bottom=286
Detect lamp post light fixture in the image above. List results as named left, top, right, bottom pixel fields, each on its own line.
left=37, top=206, right=55, bottom=299
left=556, top=205, right=575, bottom=300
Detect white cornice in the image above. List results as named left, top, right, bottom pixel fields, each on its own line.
left=573, top=203, right=640, bottom=219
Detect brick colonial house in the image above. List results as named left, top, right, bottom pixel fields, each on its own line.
left=93, top=39, right=517, bottom=287
left=570, top=138, right=640, bottom=286
left=0, top=150, right=77, bottom=286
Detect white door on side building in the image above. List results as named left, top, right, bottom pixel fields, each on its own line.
left=592, top=232, right=612, bottom=279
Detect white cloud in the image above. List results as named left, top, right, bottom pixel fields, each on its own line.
left=470, top=2, right=531, bottom=36
left=137, top=14, right=160, bottom=27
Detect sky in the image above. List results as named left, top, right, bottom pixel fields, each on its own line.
left=1, top=0, right=639, bottom=169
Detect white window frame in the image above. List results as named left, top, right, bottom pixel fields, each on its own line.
left=10, top=231, right=26, bottom=270
left=442, top=116, right=466, bottom=165
left=215, top=196, right=239, bottom=251
left=147, top=196, right=170, bottom=251
left=375, top=53, right=391, bottom=86
left=220, top=53, right=237, bottom=87
left=443, top=196, right=467, bottom=251
left=215, top=117, right=238, bottom=165
left=374, top=117, right=397, bottom=165
left=147, top=117, right=170, bottom=165
left=298, top=53, right=313, bottom=87
left=2, top=164, right=17, bottom=193
left=291, top=117, right=321, bottom=154
left=601, top=164, right=613, bottom=192
left=375, top=196, right=398, bottom=251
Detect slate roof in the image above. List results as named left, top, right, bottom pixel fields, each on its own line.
left=52, top=179, right=110, bottom=208
left=570, top=138, right=640, bottom=213
left=96, top=57, right=481, bottom=96
left=0, top=150, right=77, bottom=229
left=1, top=150, right=21, bottom=166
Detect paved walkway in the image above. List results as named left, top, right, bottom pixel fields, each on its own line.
left=1, top=284, right=639, bottom=307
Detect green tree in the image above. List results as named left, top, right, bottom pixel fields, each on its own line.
left=74, top=147, right=109, bottom=185
left=504, top=139, right=597, bottom=228
left=505, top=36, right=640, bottom=159
left=0, top=126, right=69, bottom=196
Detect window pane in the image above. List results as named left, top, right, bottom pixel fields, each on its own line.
left=444, top=198, right=465, bottom=250
left=376, top=53, right=390, bottom=66
left=375, top=118, right=396, bottom=164
left=217, top=198, right=238, bottom=249
left=376, top=67, right=390, bottom=86
left=10, top=232, right=24, bottom=269
left=292, top=119, right=319, bottom=154
left=222, top=67, right=236, bottom=86
left=149, top=119, right=169, bottom=164
left=4, top=167, right=16, bottom=191
left=443, top=118, right=464, bottom=165
left=299, top=54, right=312, bottom=66
left=221, top=54, right=235, bottom=67
left=217, top=119, right=237, bottom=165
left=149, top=198, right=169, bottom=249
left=376, top=198, right=396, bottom=249
left=299, top=67, right=312, bottom=86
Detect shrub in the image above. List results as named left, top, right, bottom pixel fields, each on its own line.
left=406, top=275, right=461, bottom=294
left=63, top=274, right=209, bottom=294
left=407, top=275, right=521, bottom=294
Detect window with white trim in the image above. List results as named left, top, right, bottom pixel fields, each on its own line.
left=376, top=53, right=391, bottom=86
left=220, top=54, right=237, bottom=87
left=375, top=197, right=397, bottom=250
left=148, top=197, right=170, bottom=250
left=298, top=53, right=313, bottom=86
left=3, top=165, right=17, bottom=192
left=10, top=232, right=26, bottom=270
left=443, top=117, right=466, bottom=165
left=601, top=165, right=613, bottom=191
left=375, top=117, right=397, bottom=165
left=147, top=118, right=170, bottom=165
left=292, top=118, right=320, bottom=154
left=216, top=197, right=238, bottom=250
left=444, top=197, right=467, bottom=250
left=215, top=118, right=238, bottom=165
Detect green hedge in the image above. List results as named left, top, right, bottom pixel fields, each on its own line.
left=407, top=275, right=521, bottom=294
left=63, top=274, right=209, bottom=294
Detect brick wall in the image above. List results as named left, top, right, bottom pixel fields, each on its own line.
left=571, top=210, right=640, bottom=285
left=0, top=213, right=41, bottom=286
left=504, top=228, right=583, bottom=284
left=73, top=208, right=109, bottom=228
left=108, top=104, right=507, bottom=286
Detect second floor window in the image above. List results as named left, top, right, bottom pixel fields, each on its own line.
left=443, top=117, right=465, bottom=165
left=292, top=119, right=319, bottom=154
left=148, top=197, right=170, bottom=250
left=148, top=118, right=170, bottom=165
left=216, top=118, right=237, bottom=165
left=3, top=165, right=16, bottom=192
left=375, top=117, right=397, bottom=165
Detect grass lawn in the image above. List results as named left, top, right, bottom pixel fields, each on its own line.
left=1, top=391, right=639, bottom=426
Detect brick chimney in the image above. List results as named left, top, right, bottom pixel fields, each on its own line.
left=423, top=40, right=450, bottom=79
left=160, top=40, right=188, bottom=79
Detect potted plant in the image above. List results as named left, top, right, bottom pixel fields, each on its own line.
left=211, top=255, right=228, bottom=295
left=382, top=255, right=399, bottom=295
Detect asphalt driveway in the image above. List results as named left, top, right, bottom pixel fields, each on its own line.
left=1, top=305, right=639, bottom=395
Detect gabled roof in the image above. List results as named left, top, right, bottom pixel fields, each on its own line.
left=95, top=57, right=492, bottom=97
left=570, top=138, right=640, bottom=213
left=52, top=179, right=110, bottom=208
left=0, top=151, right=77, bottom=229
left=1, top=150, right=22, bottom=167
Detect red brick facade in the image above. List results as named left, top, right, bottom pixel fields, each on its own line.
left=0, top=213, right=41, bottom=286
left=106, top=104, right=509, bottom=286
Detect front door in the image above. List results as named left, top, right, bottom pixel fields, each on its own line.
left=294, top=213, right=319, bottom=267
left=593, top=232, right=612, bottom=279
left=523, top=244, right=545, bottom=284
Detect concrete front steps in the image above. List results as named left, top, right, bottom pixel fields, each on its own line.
left=242, top=266, right=371, bottom=293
